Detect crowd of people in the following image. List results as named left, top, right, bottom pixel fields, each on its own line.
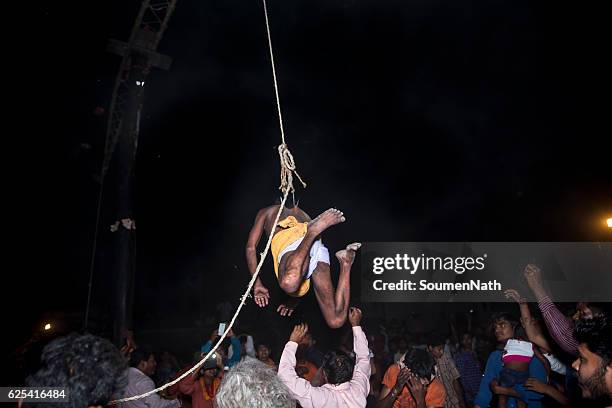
left=19, top=264, right=612, bottom=408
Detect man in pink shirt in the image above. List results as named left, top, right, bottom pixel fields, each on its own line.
left=278, top=307, right=371, bottom=407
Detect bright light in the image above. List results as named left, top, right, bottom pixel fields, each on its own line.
left=44, top=323, right=52, bottom=331
left=607, top=218, right=612, bottom=228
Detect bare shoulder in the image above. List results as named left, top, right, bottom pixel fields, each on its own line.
left=254, top=205, right=278, bottom=219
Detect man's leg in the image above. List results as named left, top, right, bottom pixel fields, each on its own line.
left=310, top=243, right=361, bottom=328
left=278, top=208, right=345, bottom=294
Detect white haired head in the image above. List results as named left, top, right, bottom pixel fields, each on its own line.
left=216, top=357, right=295, bottom=408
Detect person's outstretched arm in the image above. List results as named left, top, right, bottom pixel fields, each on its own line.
left=227, top=330, right=241, bottom=367
left=524, top=378, right=569, bottom=407
left=277, top=323, right=324, bottom=408
left=348, top=308, right=371, bottom=397
left=523, top=264, right=578, bottom=355
left=246, top=208, right=270, bottom=307
left=505, top=288, right=552, bottom=352
left=473, top=351, right=502, bottom=408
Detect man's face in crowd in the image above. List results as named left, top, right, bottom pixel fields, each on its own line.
left=300, top=333, right=314, bottom=348
left=429, top=345, right=444, bottom=360
left=574, top=303, right=595, bottom=321
left=572, top=343, right=612, bottom=401
left=203, top=367, right=217, bottom=379
left=461, top=334, right=472, bottom=350
left=140, top=354, right=157, bottom=376
left=257, top=345, right=270, bottom=361
left=494, top=319, right=514, bottom=343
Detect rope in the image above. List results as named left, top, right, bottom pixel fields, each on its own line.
left=262, top=0, right=285, bottom=145
left=109, top=0, right=306, bottom=403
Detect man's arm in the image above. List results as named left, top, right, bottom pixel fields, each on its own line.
left=491, top=379, right=522, bottom=398
left=200, top=329, right=218, bottom=353
left=227, top=334, right=242, bottom=367
left=178, top=371, right=197, bottom=396
left=377, top=367, right=409, bottom=408
left=524, top=264, right=579, bottom=355
left=514, top=353, right=547, bottom=403
left=349, top=308, right=371, bottom=396
left=524, top=378, right=569, bottom=407
left=245, top=209, right=267, bottom=275
left=505, top=289, right=552, bottom=352
left=277, top=324, right=323, bottom=408
left=473, top=351, right=502, bottom=408
left=139, top=376, right=181, bottom=408
left=246, top=208, right=271, bottom=307
left=452, top=378, right=467, bottom=408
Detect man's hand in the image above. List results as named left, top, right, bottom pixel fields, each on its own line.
left=227, top=328, right=234, bottom=337
left=348, top=307, right=363, bottom=327
left=523, top=264, right=543, bottom=288
left=490, top=379, right=505, bottom=395
left=504, top=288, right=527, bottom=304
left=524, top=378, right=549, bottom=394
left=406, top=373, right=426, bottom=406
left=254, top=282, right=270, bottom=307
left=394, top=368, right=411, bottom=394
left=289, top=323, right=309, bottom=343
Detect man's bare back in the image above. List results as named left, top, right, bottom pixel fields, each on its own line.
left=260, top=205, right=312, bottom=239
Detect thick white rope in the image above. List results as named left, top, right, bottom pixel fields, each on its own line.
left=109, top=1, right=305, bottom=404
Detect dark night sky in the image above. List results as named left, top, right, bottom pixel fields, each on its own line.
left=6, top=0, right=611, bottom=353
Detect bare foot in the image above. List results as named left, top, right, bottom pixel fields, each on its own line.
left=308, top=208, right=345, bottom=236
left=336, top=242, right=361, bottom=266
left=277, top=297, right=301, bottom=317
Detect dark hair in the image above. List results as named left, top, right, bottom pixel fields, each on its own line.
left=402, top=348, right=436, bottom=380
left=575, top=316, right=612, bottom=364
left=129, top=346, right=154, bottom=368
left=491, top=313, right=520, bottom=333
left=584, top=302, right=611, bottom=318
left=25, top=333, right=127, bottom=408
left=322, top=350, right=355, bottom=385
left=427, top=333, right=446, bottom=348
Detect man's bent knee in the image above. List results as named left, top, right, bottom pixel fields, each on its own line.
left=279, top=273, right=301, bottom=294
left=326, top=315, right=347, bottom=329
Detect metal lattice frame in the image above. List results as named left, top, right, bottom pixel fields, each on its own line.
left=102, top=0, right=178, bottom=178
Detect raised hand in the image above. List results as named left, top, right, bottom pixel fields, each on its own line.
left=394, top=368, right=411, bottom=393
left=406, top=372, right=426, bottom=403
left=348, top=307, right=363, bottom=327
left=523, top=264, right=543, bottom=288
left=289, top=323, right=309, bottom=343
left=504, top=288, right=526, bottom=304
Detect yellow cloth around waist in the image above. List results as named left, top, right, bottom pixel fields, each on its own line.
left=271, top=216, right=310, bottom=297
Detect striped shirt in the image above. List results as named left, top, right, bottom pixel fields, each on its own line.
left=435, top=351, right=462, bottom=408
left=537, top=295, right=579, bottom=356
left=454, top=350, right=481, bottom=405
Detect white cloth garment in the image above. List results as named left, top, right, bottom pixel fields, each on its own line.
left=278, top=238, right=330, bottom=279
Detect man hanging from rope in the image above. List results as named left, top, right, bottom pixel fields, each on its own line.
left=246, top=203, right=360, bottom=328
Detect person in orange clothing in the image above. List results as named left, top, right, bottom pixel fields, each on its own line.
left=246, top=203, right=360, bottom=328
left=178, top=354, right=223, bottom=408
left=378, top=348, right=446, bottom=408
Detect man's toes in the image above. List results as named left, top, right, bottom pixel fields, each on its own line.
left=347, top=242, right=361, bottom=251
